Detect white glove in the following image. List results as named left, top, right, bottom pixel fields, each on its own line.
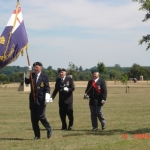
left=28, top=66, right=32, bottom=71
left=83, top=94, right=89, bottom=100
left=49, top=98, right=53, bottom=102
left=64, top=87, right=69, bottom=92
left=101, top=100, right=106, bottom=106
left=25, top=66, right=32, bottom=79
left=101, top=100, right=106, bottom=103
left=45, top=93, right=51, bottom=104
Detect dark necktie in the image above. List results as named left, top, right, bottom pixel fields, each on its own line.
left=34, top=74, right=39, bottom=104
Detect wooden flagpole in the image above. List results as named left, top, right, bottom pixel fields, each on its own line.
left=25, top=48, right=36, bottom=102
left=16, top=0, right=36, bottom=102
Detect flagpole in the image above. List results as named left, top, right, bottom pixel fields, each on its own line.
left=17, top=0, right=36, bottom=102
left=17, top=0, right=36, bottom=103
left=25, top=48, right=36, bottom=102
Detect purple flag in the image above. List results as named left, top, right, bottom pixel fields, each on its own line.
left=0, top=4, right=28, bottom=70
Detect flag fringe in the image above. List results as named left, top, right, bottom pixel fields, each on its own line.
left=0, top=43, right=28, bottom=71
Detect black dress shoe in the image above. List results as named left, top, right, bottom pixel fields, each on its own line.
left=33, top=137, right=40, bottom=140
left=68, top=126, right=72, bottom=130
left=47, top=129, right=52, bottom=138
left=102, top=124, right=106, bottom=130
left=61, top=127, right=67, bottom=130
left=92, top=128, right=98, bottom=131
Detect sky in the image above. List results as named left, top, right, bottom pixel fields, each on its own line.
left=0, top=0, right=150, bottom=70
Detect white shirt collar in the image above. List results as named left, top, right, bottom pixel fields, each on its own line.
left=62, top=76, right=66, bottom=80
left=93, top=77, right=99, bottom=82
left=36, top=72, right=41, bottom=77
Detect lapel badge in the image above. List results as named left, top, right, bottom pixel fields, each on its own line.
left=40, top=82, right=44, bottom=87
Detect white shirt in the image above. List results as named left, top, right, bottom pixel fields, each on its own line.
left=94, top=77, right=99, bottom=83
left=36, top=72, right=41, bottom=82
left=61, top=76, right=66, bottom=82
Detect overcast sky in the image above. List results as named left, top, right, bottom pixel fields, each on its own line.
left=0, top=0, right=150, bottom=69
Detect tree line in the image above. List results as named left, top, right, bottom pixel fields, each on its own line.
left=0, top=62, right=150, bottom=84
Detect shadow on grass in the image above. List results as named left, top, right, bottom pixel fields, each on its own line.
left=63, top=128, right=150, bottom=137
left=26, top=127, right=150, bottom=137
left=0, top=138, right=30, bottom=141
left=52, top=128, right=90, bottom=131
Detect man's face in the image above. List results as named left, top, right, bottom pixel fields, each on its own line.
left=33, top=65, right=42, bottom=74
left=92, top=72, right=99, bottom=80
left=59, top=71, right=66, bottom=78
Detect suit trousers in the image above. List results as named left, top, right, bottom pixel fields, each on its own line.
left=59, top=102, right=74, bottom=128
left=90, top=104, right=105, bottom=129
left=30, top=104, right=51, bottom=137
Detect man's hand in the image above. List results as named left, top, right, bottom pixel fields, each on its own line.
left=83, top=94, right=89, bottom=100
left=64, top=87, right=69, bottom=92
left=49, top=98, right=53, bottom=102
left=45, top=93, right=52, bottom=105
left=101, top=100, right=106, bottom=106
left=25, top=66, right=32, bottom=79
left=28, top=66, right=32, bottom=71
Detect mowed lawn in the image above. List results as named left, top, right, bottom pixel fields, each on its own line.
left=0, top=82, right=150, bottom=150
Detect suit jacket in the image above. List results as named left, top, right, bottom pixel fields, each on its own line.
left=51, top=77, right=75, bottom=104
left=85, top=78, right=107, bottom=106
left=25, top=72, right=50, bottom=106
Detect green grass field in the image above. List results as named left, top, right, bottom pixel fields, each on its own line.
left=0, top=83, right=150, bottom=150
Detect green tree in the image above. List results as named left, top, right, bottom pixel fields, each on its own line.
left=108, top=69, right=120, bottom=81
left=46, top=70, right=56, bottom=81
left=11, top=72, right=22, bottom=82
left=47, top=66, right=53, bottom=70
left=133, top=0, right=150, bottom=50
left=67, top=62, right=79, bottom=81
left=127, top=63, right=150, bottom=80
left=97, top=62, right=107, bottom=74
left=120, top=75, right=128, bottom=85
left=0, top=74, right=9, bottom=84
left=79, top=66, right=83, bottom=72
left=78, top=72, right=91, bottom=81
left=114, top=64, right=121, bottom=68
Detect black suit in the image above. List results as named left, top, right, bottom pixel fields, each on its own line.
left=85, top=78, right=107, bottom=129
left=25, top=72, right=52, bottom=138
left=51, top=76, right=75, bottom=129
left=85, top=79, right=107, bottom=106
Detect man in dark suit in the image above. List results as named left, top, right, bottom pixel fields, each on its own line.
left=51, top=68, right=75, bottom=130
left=25, top=62, right=52, bottom=140
left=84, top=70, right=107, bottom=131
